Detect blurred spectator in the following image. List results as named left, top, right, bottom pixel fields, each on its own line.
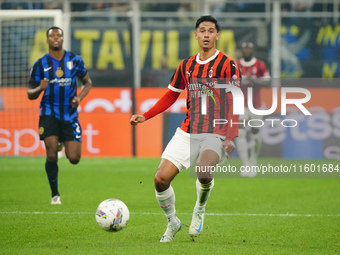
left=146, top=2, right=179, bottom=12
left=290, top=0, right=315, bottom=12
left=43, top=0, right=62, bottom=10
left=288, top=0, right=315, bottom=25
left=1, top=2, right=26, bottom=9
left=109, top=1, right=131, bottom=23
left=85, top=2, right=112, bottom=22
left=142, top=56, right=174, bottom=87
left=87, top=2, right=110, bottom=11
left=141, top=2, right=180, bottom=22
left=225, top=2, right=265, bottom=13
left=1, top=1, right=43, bottom=9
left=78, top=2, right=131, bottom=24
left=209, top=2, right=226, bottom=17
left=282, top=0, right=315, bottom=12
left=71, top=3, right=89, bottom=12
left=177, top=2, right=197, bottom=24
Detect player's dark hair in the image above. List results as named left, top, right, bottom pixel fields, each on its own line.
left=46, top=26, right=63, bottom=37
left=195, top=16, right=220, bottom=32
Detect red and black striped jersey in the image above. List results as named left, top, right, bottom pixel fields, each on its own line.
left=168, top=50, right=241, bottom=137
left=237, top=57, right=270, bottom=109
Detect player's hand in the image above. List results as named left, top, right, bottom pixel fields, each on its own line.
left=40, top=78, right=48, bottom=91
left=222, top=139, right=235, bottom=154
left=71, top=96, right=80, bottom=108
left=130, top=115, right=146, bottom=125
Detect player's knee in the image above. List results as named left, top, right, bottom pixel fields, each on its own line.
left=68, top=155, right=81, bottom=164
left=198, top=177, right=213, bottom=184
left=154, top=173, right=163, bottom=186
left=154, top=172, right=170, bottom=191
left=196, top=170, right=213, bottom=182
left=46, top=151, right=58, bottom=162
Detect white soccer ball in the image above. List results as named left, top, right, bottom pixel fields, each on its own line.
left=95, top=198, right=130, bottom=231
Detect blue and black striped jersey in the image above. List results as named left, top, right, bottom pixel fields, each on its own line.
left=29, top=51, right=87, bottom=122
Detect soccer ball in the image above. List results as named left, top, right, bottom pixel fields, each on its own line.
left=95, top=198, right=130, bottom=231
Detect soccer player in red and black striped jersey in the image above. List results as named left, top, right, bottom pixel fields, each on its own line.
left=27, top=27, right=92, bottom=204
left=236, top=42, right=270, bottom=177
left=130, top=16, right=241, bottom=242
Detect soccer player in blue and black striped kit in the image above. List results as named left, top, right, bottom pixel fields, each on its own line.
left=28, top=27, right=92, bottom=204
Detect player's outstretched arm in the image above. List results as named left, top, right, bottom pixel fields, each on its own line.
left=130, top=115, right=146, bottom=125
left=27, top=78, right=48, bottom=100
left=130, top=89, right=180, bottom=126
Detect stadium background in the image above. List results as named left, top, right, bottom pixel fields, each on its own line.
left=0, top=0, right=339, bottom=160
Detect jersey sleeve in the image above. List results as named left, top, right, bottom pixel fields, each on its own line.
left=259, top=60, right=270, bottom=78
left=143, top=89, right=180, bottom=120
left=28, top=60, right=42, bottom=87
left=167, top=60, right=186, bottom=93
left=75, top=56, right=88, bottom=78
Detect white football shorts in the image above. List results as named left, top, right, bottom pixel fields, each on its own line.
left=161, top=128, right=229, bottom=172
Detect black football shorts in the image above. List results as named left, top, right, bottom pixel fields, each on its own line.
left=39, top=116, right=82, bottom=142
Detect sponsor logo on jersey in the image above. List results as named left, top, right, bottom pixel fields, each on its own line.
left=49, top=78, right=72, bottom=86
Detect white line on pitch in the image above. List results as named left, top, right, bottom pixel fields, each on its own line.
left=0, top=211, right=339, bottom=217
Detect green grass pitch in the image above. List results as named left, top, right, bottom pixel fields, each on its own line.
left=0, top=156, right=339, bottom=254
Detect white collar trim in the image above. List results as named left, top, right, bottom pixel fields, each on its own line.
left=196, top=50, right=220, bottom=64
left=240, top=57, right=256, bottom=67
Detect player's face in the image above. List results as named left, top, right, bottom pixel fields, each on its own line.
left=195, top=22, right=219, bottom=50
left=242, top=46, right=254, bottom=60
left=47, top=29, right=63, bottom=51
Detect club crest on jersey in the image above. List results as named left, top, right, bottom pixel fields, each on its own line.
left=56, top=67, right=64, bottom=77
left=209, top=68, right=213, bottom=78
left=67, top=61, right=74, bottom=70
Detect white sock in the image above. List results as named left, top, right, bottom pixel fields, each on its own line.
left=155, top=185, right=177, bottom=224
left=236, top=128, right=250, bottom=166
left=194, top=179, right=214, bottom=212
left=250, top=131, right=262, bottom=166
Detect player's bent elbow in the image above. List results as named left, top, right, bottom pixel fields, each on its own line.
left=27, top=92, right=38, bottom=100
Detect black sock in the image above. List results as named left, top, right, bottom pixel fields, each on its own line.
left=45, top=160, right=59, bottom=197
